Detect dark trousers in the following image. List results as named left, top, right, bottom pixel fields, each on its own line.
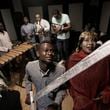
left=56, top=38, right=69, bottom=61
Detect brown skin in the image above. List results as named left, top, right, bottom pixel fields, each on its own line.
left=23, top=17, right=29, bottom=25
left=38, top=42, right=55, bottom=72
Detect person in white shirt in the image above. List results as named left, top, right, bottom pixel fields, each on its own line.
left=0, top=22, right=13, bottom=81
left=34, top=14, right=50, bottom=42
left=51, top=10, right=71, bottom=61
left=0, top=22, right=13, bottom=55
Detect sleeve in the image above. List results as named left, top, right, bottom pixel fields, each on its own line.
left=23, top=63, right=32, bottom=94
left=44, top=20, right=50, bottom=32
left=32, top=24, right=36, bottom=35
left=51, top=17, right=56, bottom=24
left=65, top=14, right=70, bottom=24
left=4, top=32, right=13, bottom=50
left=54, top=65, right=67, bottom=104
left=0, top=46, right=8, bottom=52
left=21, top=26, right=26, bottom=36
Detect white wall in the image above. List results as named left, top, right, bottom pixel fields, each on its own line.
left=1, top=9, right=17, bottom=40
left=100, top=1, right=110, bottom=33
left=69, top=3, right=83, bottom=31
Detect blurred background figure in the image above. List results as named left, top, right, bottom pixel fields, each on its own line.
left=0, top=22, right=13, bottom=82
left=0, top=22, right=13, bottom=56
left=21, top=16, right=37, bottom=60
left=21, top=16, right=36, bottom=43
left=51, top=10, right=71, bottom=61
left=34, top=13, right=50, bottom=42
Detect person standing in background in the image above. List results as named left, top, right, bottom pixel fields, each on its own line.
left=0, top=22, right=13, bottom=55
left=0, top=22, right=13, bottom=81
left=21, top=16, right=37, bottom=60
left=51, top=10, right=71, bottom=61
left=34, top=13, right=50, bottom=42
left=21, top=16, right=36, bottom=43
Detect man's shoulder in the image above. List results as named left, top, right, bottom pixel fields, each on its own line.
left=28, top=23, right=34, bottom=26
left=3, top=31, right=8, bottom=34
left=54, top=62, right=65, bottom=71
left=42, top=19, right=49, bottom=23
left=21, top=24, right=25, bottom=28
left=62, top=13, right=69, bottom=17
left=26, top=60, right=39, bottom=67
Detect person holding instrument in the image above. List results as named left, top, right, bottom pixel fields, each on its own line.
left=51, top=10, right=71, bottom=61
left=34, top=14, right=50, bottom=43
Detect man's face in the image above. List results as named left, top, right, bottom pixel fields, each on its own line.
left=38, top=43, right=55, bottom=63
left=24, top=17, right=29, bottom=24
left=35, top=14, right=41, bottom=22
left=53, top=11, right=61, bottom=20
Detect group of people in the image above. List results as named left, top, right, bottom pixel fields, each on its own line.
left=23, top=31, right=110, bottom=110
left=21, top=9, right=71, bottom=61
left=0, top=9, right=110, bottom=110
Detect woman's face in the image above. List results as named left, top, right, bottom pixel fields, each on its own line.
left=81, top=36, right=96, bottom=54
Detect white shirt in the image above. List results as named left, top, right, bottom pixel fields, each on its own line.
left=0, top=31, right=13, bottom=52
left=52, top=13, right=70, bottom=40
left=34, top=19, right=50, bottom=35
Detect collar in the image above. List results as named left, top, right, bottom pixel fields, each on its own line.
left=40, top=69, right=50, bottom=77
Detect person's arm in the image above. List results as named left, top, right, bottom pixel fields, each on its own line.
left=43, top=20, right=50, bottom=32
left=0, top=46, right=9, bottom=52
left=62, top=23, right=71, bottom=32
left=61, top=14, right=71, bottom=32
left=21, top=26, right=26, bottom=37
left=4, top=31, right=13, bottom=49
left=54, top=65, right=68, bottom=105
left=23, top=63, right=32, bottom=105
